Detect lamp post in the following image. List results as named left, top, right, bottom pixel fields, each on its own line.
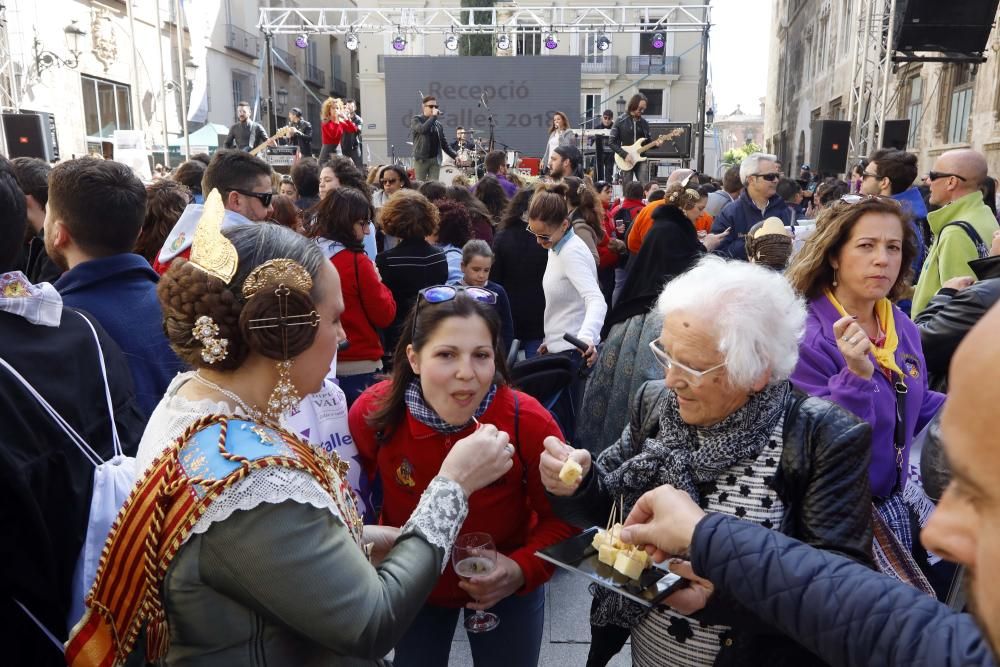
left=616, top=95, right=625, bottom=117
left=34, top=20, right=86, bottom=74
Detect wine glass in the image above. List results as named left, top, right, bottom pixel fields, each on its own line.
left=452, top=532, right=499, bottom=633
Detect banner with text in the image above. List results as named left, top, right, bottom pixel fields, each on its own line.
left=384, top=56, right=582, bottom=160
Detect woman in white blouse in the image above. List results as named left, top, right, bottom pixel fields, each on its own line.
left=541, top=111, right=577, bottom=173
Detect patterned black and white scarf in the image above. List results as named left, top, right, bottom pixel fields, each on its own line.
left=404, top=379, right=497, bottom=434
left=591, top=380, right=791, bottom=628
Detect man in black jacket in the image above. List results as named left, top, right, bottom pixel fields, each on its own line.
left=223, top=101, right=269, bottom=152
left=619, top=302, right=1000, bottom=665
left=282, top=107, right=313, bottom=157
left=340, top=99, right=363, bottom=169
left=608, top=94, right=664, bottom=185
left=410, top=95, right=457, bottom=181
left=0, top=154, right=145, bottom=665
left=915, top=231, right=1000, bottom=390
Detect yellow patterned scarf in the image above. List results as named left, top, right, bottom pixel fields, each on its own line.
left=824, top=289, right=905, bottom=381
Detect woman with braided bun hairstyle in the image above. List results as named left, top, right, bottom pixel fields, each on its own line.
left=68, top=219, right=516, bottom=667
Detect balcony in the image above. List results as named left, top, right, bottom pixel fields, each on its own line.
left=581, top=56, right=619, bottom=74
left=305, top=63, right=325, bottom=87
left=273, top=47, right=297, bottom=74
left=226, top=24, right=260, bottom=59
left=626, top=55, right=680, bottom=75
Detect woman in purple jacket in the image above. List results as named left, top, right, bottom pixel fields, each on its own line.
left=786, top=195, right=945, bottom=591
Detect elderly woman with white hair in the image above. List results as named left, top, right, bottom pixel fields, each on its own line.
left=540, top=256, right=874, bottom=667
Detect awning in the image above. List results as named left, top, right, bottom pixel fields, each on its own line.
left=167, top=123, right=231, bottom=148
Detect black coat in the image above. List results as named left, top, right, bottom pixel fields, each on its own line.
left=692, top=513, right=993, bottom=666
left=0, top=308, right=145, bottom=665
left=608, top=114, right=652, bottom=158
left=409, top=115, right=457, bottom=161
left=603, top=204, right=704, bottom=337
left=491, top=226, right=549, bottom=342
left=376, top=238, right=449, bottom=354
left=915, top=254, right=1000, bottom=391
left=550, top=381, right=874, bottom=667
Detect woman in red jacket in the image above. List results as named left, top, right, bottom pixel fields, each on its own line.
left=318, top=97, right=358, bottom=166
left=349, top=288, right=576, bottom=667
left=310, top=187, right=396, bottom=404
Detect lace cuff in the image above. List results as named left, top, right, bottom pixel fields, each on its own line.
left=401, top=475, right=468, bottom=572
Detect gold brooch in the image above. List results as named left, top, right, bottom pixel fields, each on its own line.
left=191, top=315, right=229, bottom=364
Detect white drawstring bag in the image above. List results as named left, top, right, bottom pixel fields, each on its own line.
left=2, top=311, right=137, bottom=641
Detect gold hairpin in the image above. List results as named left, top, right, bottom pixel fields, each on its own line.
left=242, top=259, right=314, bottom=300
left=189, top=189, right=239, bottom=285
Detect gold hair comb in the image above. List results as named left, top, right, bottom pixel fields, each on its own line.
left=189, top=189, right=239, bottom=284
left=242, top=259, right=314, bottom=300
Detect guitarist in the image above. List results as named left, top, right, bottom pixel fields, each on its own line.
left=609, top=93, right=664, bottom=184
left=224, top=101, right=271, bottom=152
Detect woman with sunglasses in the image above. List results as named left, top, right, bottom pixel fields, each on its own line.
left=540, top=256, right=873, bottom=667
left=373, top=165, right=412, bottom=252
left=349, top=286, right=576, bottom=667
left=309, top=187, right=396, bottom=405
left=787, top=196, right=946, bottom=594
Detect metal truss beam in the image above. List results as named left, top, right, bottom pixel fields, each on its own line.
left=0, top=4, right=20, bottom=112
left=258, top=5, right=710, bottom=36
left=847, top=0, right=897, bottom=162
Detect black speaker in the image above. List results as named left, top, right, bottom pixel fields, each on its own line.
left=644, top=122, right=692, bottom=159
left=893, top=0, right=1000, bottom=56
left=810, top=120, right=851, bottom=175
left=3, top=113, right=54, bottom=161
left=881, top=120, right=911, bottom=150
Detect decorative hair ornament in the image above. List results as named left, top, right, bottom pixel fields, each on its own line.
left=188, top=189, right=239, bottom=285
left=191, top=315, right=229, bottom=364
left=242, top=258, right=314, bottom=300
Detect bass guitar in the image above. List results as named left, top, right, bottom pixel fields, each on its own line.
left=614, top=128, right=685, bottom=172
left=249, top=125, right=296, bottom=157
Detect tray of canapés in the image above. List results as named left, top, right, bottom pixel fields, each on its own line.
left=536, top=464, right=685, bottom=607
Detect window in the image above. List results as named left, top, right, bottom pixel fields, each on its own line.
left=906, top=76, right=923, bottom=146
left=947, top=65, right=974, bottom=144
left=81, top=76, right=132, bottom=139
left=638, top=88, right=662, bottom=116
left=517, top=27, right=542, bottom=55
left=580, top=33, right=604, bottom=63
left=639, top=20, right=665, bottom=56
left=829, top=97, right=844, bottom=120
left=840, top=0, right=852, bottom=54
left=583, top=93, right=603, bottom=124
left=231, top=71, right=255, bottom=112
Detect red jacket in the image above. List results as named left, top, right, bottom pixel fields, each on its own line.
left=350, top=382, right=576, bottom=608
left=330, top=250, right=395, bottom=362
left=597, top=209, right=619, bottom=270
left=321, top=118, right=358, bottom=146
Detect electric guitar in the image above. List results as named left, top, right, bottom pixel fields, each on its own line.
left=249, top=125, right=296, bottom=157
left=614, top=129, right=685, bottom=172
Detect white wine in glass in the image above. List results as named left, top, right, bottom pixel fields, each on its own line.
left=452, top=532, right=499, bottom=633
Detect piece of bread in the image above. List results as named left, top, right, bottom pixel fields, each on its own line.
left=558, top=458, right=583, bottom=485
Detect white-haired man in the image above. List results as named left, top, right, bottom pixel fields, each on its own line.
left=710, top=153, right=793, bottom=260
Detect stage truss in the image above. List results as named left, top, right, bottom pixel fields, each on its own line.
left=257, top=5, right=710, bottom=36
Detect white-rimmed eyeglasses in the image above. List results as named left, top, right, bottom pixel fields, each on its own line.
left=648, top=340, right=726, bottom=386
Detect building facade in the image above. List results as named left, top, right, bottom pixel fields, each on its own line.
left=765, top=0, right=1000, bottom=176
left=4, top=0, right=356, bottom=166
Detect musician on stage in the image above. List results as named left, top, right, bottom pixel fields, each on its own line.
left=340, top=99, right=364, bottom=169
left=223, top=101, right=270, bottom=152
left=410, top=95, right=457, bottom=181
left=594, top=110, right=616, bottom=182
left=280, top=107, right=313, bottom=157
left=608, top=94, right=664, bottom=184
left=449, top=127, right=476, bottom=155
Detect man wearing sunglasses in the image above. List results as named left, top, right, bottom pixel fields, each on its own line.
left=710, top=152, right=793, bottom=260
left=152, top=150, right=274, bottom=275
left=912, top=148, right=999, bottom=315
left=410, top=95, right=458, bottom=182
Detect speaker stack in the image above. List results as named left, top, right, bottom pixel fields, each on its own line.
left=2, top=112, right=58, bottom=161
left=893, top=0, right=1000, bottom=59
left=810, top=120, right=851, bottom=175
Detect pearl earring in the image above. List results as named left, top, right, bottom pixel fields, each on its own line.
left=832, top=269, right=839, bottom=288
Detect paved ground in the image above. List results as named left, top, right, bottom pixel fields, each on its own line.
left=447, top=569, right=632, bottom=666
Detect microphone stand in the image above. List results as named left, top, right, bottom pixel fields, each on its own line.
left=479, top=94, right=497, bottom=154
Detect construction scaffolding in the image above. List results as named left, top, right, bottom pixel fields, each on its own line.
left=846, top=0, right=897, bottom=162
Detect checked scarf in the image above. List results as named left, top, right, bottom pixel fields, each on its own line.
left=404, top=379, right=497, bottom=433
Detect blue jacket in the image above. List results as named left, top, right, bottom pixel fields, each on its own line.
left=55, top=253, right=186, bottom=418
left=894, top=186, right=928, bottom=281
left=710, top=191, right=793, bottom=260
left=692, top=513, right=994, bottom=667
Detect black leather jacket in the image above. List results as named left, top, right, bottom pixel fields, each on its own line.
left=409, top=115, right=457, bottom=161
left=915, top=255, right=1000, bottom=391
left=550, top=380, right=874, bottom=667
left=608, top=114, right=651, bottom=158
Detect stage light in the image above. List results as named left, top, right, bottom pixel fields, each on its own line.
left=345, top=31, right=359, bottom=51
left=651, top=32, right=665, bottom=50
left=445, top=31, right=459, bottom=51
left=497, top=32, right=511, bottom=51
left=392, top=32, right=407, bottom=51
left=596, top=33, right=611, bottom=51
left=544, top=32, right=558, bottom=50
left=294, top=33, right=308, bottom=49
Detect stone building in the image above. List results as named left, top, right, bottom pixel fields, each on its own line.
left=764, top=0, right=1000, bottom=175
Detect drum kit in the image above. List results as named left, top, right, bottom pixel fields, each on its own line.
left=438, top=129, right=521, bottom=184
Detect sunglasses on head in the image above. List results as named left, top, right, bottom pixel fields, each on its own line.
left=753, top=172, right=782, bottom=182
left=927, top=170, right=968, bottom=182
left=412, top=285, right=497, bottom=339
left=233, top=189, right=273, bottom=207
left=837, top=194, right=899, bottom=207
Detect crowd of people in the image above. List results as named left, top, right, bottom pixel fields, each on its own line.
left=3, top=129, right=1000, bottom=667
